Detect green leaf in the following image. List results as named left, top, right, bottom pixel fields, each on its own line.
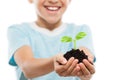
left=61, top=36, right=72, bottom=42
left=75, top=32, right=87, bottom=40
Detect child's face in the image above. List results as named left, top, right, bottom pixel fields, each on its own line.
left=30, top=0, right=70, bottom=25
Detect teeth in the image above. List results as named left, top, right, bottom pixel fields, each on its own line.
left=47, top=7, right=59, bottom=11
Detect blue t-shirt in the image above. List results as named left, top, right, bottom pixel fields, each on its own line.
left=7, top=22, right=95, bottom=80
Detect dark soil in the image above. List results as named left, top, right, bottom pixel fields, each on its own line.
left=64, top=49, right=88, bottom=63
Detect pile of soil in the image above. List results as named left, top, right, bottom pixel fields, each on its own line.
left=64, top=49, right=88, bottom=63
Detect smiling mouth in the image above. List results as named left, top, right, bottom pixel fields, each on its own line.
left=45, top=6, right=61, bottom=11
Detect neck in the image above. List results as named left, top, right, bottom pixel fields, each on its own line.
left=35, top=17, right=62, bottom=31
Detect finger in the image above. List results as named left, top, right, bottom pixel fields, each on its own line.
left=54, top=60, right=66, bottom=73
left=77, top=70, right=83, bottom=76
left=71, top=64, right=80, bottom=76
left=60, top=57, right=75, bottom=76
left=55, top=57, right=75, bottom=75
left=63, top=57, right=74, bottom=70
left=83, top=59, right=95, bottom=74
left=79, top=63, right=90, bottom=76
left=88, top=58, right=94, bottom=65
left=54, top=54, right=67, bottom=73
left=67, top=59, right=78, bottom=74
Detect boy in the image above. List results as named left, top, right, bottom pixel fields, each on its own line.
left=8, top=0, right=96, bottom=80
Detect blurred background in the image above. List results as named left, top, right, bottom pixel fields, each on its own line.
left=0, top=0, right=120, bottom=79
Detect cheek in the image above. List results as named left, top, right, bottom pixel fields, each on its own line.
left=61, top=0, right=69, bottom=9
left=61, top=0, right=70, bottom=4
left=35, top=1, right=44, bottom=13
left=34, top=0, right=43, bottom=8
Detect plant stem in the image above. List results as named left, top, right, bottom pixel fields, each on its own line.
left=73, top=39, right=76, bottom=50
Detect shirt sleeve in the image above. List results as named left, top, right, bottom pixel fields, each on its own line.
left=75, top=24, right=96, bottom=62
left=7, top=25, right=30, bottom=66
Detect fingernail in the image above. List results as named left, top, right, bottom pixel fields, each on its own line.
left=62, top=59, right=67, bottom=64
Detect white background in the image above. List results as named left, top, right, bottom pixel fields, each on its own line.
left=0, top=0, right=120, bottom=80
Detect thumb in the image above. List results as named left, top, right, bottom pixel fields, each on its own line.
left=58, top=57, right=67, bottom=65
left=56, top=54, right=67, bottom=65
left=88, top=57, right=94, bottom=65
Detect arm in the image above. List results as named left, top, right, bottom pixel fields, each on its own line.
left=14, top=45, right=54, bottom=78
left=8, top=26, right=79, bottom=79
left=7, top=26, right=66, bottom=78
left=15, top=45, right=80, bottom=79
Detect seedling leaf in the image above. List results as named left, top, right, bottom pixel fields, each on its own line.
left=75, top=32, right=86, bottom=40
left=61, top=36, right=72, bottom=42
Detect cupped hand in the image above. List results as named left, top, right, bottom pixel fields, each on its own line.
left=54, top=54, right=80, bottom=77
left=76, top=59, right=95, bottom=80
left=77, top=47, right=95, bottom=80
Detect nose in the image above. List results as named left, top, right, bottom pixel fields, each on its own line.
left=48, top=0, right=58, bottom=3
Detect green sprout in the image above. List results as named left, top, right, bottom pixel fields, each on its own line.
left=61, top=32, right=87, bottom=50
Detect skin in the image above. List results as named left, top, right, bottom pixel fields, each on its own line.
left=14, top=0, right=95, bottom=79
left=29, top=0, right=70, bottom=30
left=54, top=47, right=95, bottom=80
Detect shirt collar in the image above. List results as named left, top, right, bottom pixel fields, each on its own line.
left=30, top=22, right=67, bottom=36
